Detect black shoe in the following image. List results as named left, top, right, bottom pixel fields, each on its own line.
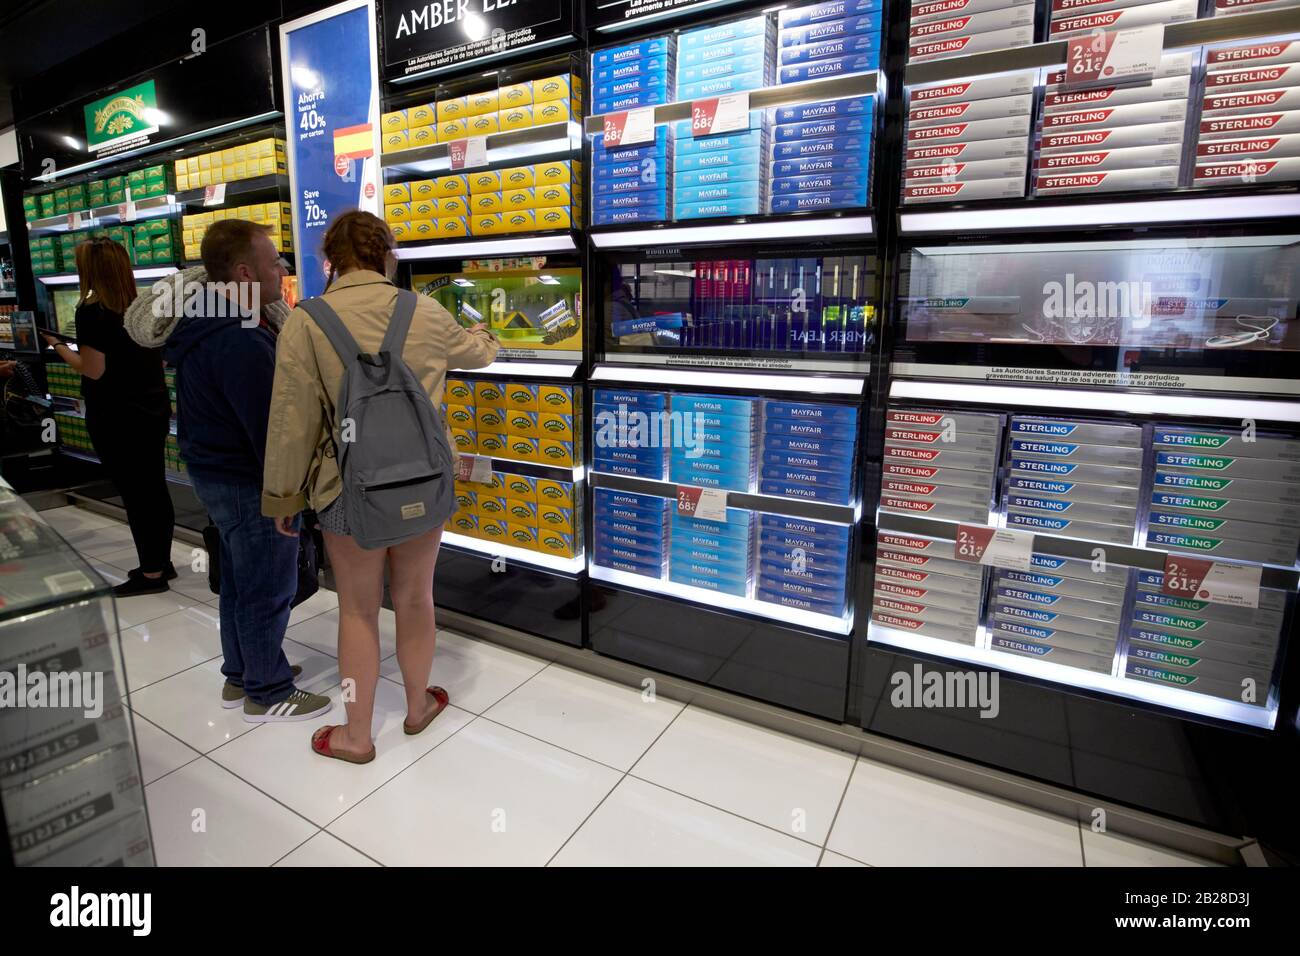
left=128, top=562, right=178, bottom=581
left=113, top=574, right=170, bottom=597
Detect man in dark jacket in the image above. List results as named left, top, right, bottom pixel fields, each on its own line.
left=164, top=220, right=330, bottom=724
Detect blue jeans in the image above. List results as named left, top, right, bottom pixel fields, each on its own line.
left=191, top=476, right=298, bottom=706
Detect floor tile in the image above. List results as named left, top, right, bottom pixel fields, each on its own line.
left=131, top=713, right=201, bottom=784
left=289, top=588, right=339, bottom=627
left=274, top=832, right=379, bottom=867
left=329, top=719, right=620, bottom=866
left=128, top=658, right=260, bottom=753
left=145, top=758, right=317, bottom=866
left=378, top=628, right=547, bottom=715
left=551, top=777, right=820, bottom=867
left=820, top=851, right=869, bottom=867
left=1081, top=827, right=1220, bottom=867
left=486, top=665, right=683, bottom=771
left=632, top=706, right=854, bottom=845
left=285, top=606, right=398, bottom=661
left=827, top=759, right=1083, bottom=867
left=118, top=605, right=222, bottom=691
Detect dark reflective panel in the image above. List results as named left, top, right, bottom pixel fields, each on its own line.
left=434, top=549, right=582, bottom=647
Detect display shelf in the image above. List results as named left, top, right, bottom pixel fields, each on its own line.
left=903, top=8, right=1300, bottom=86
left=459, top=453, right=583, bottom=482
left=590, top=470, right=857, bottom=525
left=395, top=230, right=580, bottom=259
left=441, top=530, right=584, bottom=575
left=583, top=72, right=878, bottom=134
left=25, top=195, right=179, bottom=235
left=465, top=359, right=581, bottom=380
left=868, top=622, right=1277, bottom=730
left=36, top=265, right=179, bottom=286
left=174, top=174, right=290, bottom=206
left=591, top=363, right=866, bottom=396
left=874, top=510, right=1300, bottom=590
left=590, top=213, right=876, bottom=249
left=380, top=122, right=582, bottom=176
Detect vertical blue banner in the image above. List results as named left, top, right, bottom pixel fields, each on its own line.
left=280, top=0, right=382, bottom=300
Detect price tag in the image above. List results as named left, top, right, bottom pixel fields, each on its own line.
left=954, top=524, right=1034, bottom=571
left=118, top=200, right=137, bottom=223
left=204, top=184, right=227, bottom=207
left=449, top=137, right=488, bottom=170
left=454, top=454, right=493, bottom=484
left=65, top=212, right=82, bottom=230
left=1162, top=555, right=1261, bottom=609
left=677, top=485, right=728, bottom=523
left=1064, top=24, right=1164, bottom=91
left=691, top=93, right=750, bottom=137
left=602, top=106, right=656, bottom=148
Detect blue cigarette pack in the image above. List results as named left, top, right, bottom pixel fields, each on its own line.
left=593, top=55, right=675, bottom=84
left=780, top=0, right=884, bottom=29
left=610, top=314, right=684, bottom=336
left=594, top=89, right=671, bottom=114
left=675, top=127, right=768, bottom=155
left=671, top=460, right=752, bottom=491
left=762, top=448, right=854, bottom=473
left=679, top=51, right=772, bottom=86
left=780, top=33, right=881, bottom=65
left=676, top=147, right=763, bottom=172
left=672, top=561, right=753, bottom=589
left=672, top=510, right=753, bottom=537
left=780, top=12, right=884, bottom=46
left=759, top=570, right=845, bottom=604
left=759, top=559, right=844, bottom=589
left=593, top=152, right=672, bottom=180
left=595, top=445, right=666, bottom=467
left=670, top=570, right=749, bottom=596
left=675, top=180, right=763, bottom=204
left=675, top=196, right=763, bottom=219
left=595, top=73, right=670, bottom=103
left=592, top=127, right=671, bottom=164
left=593, top=389, right=667, bottom=411
left=757, top=585, right=846, bottom=617
left=769, top=189, right=869, bottom=213
left=775, top=116, right=873, bottom=142
left=679, top=71, right=769, bottom=101
left=594, top=548, right=667, bottom=578
left=774, top=96, right=873, bottom=126
left=593, top=190, right=669, bottom=211
left=594, top=176, right=664, bottom=195
left=763, top=434, right=856, bottom=459
left=593, top=36, right=673, bottom=68
left=594, top=208, right=667, bottom=225
left=758, top=544, right=849, bottom=573
left=672, top=538, right=752, bottom=564
left=771, top=152, right=871, bottom=178
left=764, top=400, right=858, bottom=426
left=760, top=512, right=852, bottom=543
left=678, top=33, right=769, bottom=68
left=596, top=527, right=667, bottom=553
left=596, top=512, right=668, bottom=539
left=687, top=411, right=754, bottom=434
left=763, top=418, right=846, bottom=440
left=779, top=53, right=879, bottom=84
left=771, top=170, right=869, bottom=193
left=760, top=479, right=852, bottom=504
left=773, top=134, right=871, bottom=159
left=678, top=15, right=769, bottom=53
left=674, top=166, right=763, bottom=189
left=672, top=394, right=755, bottom=419
left=760, top=464, right=851, bottom=488
left=592, top=457, right=665, bottom=480
left=760, top=531, right=846, bottom=557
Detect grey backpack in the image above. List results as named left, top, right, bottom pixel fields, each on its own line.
left=299, top=289, right=455, bottom=549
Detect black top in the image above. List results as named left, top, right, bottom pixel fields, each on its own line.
left=73, top=301, right=170, bottom=418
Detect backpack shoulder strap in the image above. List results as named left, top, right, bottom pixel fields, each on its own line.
left=379, top=289, right=419, bottom=358
left=299, top=296, right=362, bottom=364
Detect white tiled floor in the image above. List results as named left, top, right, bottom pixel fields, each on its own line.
left=41, top=505, right=1225, bottom=868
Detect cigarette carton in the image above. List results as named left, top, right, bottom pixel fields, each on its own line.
left=780, top=12, right=885, bottom=47
left=909, top=6, right=1035, bottom=41
left=994, top=603, right=1121, bottom=640
left=997, top=568, right=1126, bottom=603
left=779, top=53, right=880, bottom=83
left=1202, top=87, right=1300, bottom=115
left=1035, top=166, right=1181, bottom=195
left=781, top=0, right=884, bottom=27
left=914, top=0, right=1035, bottom=21
left=1207, top=40, right=1300, bottom=71
left=1008, top=475, right=1140, bottom=507
left=997, top=584, right=1123, bottom=623
left=1148, top=510, right=1299, bottom=550
left=1197, top=132, right=1300, bottom=159
left=909, top=24, right=1035, bottom=61
left=880, top=493, right=992, bottom=523
left=1006, top=511, right=1137, bottom=544
left=1007, top=493, right=1139, bottom=528
left=905, top=156, right=1029, bottom=182
left=1050, top=0, right=1197, bottom=36
left=1040, top=121, right=1187, bottom=153
left=781, top=33, right=882, bottom=66
left=907, top=114, right=1033, bottom=144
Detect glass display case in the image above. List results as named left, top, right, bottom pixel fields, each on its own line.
left=0, top=484, right=154, bottom=866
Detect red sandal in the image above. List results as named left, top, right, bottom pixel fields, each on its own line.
left=404, top=687, right=450, bottom=735
left=311, top=725, right=376, bottom=764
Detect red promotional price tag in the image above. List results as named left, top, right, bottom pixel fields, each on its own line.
left=602, top=106, right=656, bottom=149
left=955, top=524, right=1034, bottom=570
left=1064, top=24, right=1163, bottom=91
left=1162, top=555, right=1261, bottom=608
left=449, top=137, right=487, bottom=170
left=118, top=200, right=137, bottom=223
left=203, top=184, right=227, bottom=207
left=676, top=486, right=728, bottom=522
left=690, top=93, right=750, bottom=137
left=65, top=212, right=81, bottom=230
left=454, top=454, right=493, bottom=484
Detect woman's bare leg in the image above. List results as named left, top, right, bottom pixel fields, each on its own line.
left=386, top=527, right=443, bottom=724
left=322, top=530, right=387, bottom=755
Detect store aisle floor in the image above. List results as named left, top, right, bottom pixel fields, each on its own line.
left=43, top=505, right=1224, bottom=867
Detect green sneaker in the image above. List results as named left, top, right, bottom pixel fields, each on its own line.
left=222, top=665, right=303, bottom=708
left=243, top=688, right=332, bottom=724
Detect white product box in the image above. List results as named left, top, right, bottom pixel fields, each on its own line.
left=1193, top=156, right=1300, bottom=186
left=882, top=459, right=999, bottom=489
left=909, top=93, right=1034, bottom=126
left=1198, top=110, right=1300, bottom=139
left=1042, top=75, right=1190, bottom=114
left=913, top=0, right=1036, bottom=22
left=1045, top=51, right=1194, bottom=86
left=1205, top=64, right=1300, bottom=93
left=909, top=5, right=1036, bottom=40
left=875, top=582, right=982, bottom=612
left=1041, top=99, right=1188, bottom=131
left=875, top=563, right=988, bottom=597
left=1051, top=0, right=1170, bottom=15
left=871, top=611, right=978, bottom=645
left=906, top=155, right=1029, bottom=181
left=909, top=24, right=1035, bottom=61
left=1207, top=40, right=1300, bottom=71
left=907, top=113, right=1033, bottom=143
left=1215, top=0, right=1300, bottom=13
left=909, top=72, right=1036, bottom=106
left=1050, top=0, right=1197, bottom=36
left=1034, top=165, right=1181, bottom=194
left=1035, top=143, right=1183, bottom=172
left=910, top=136, right=1032, bottom=164
left=904, top=176, right=1029, bottom=202
left=886, top=409, right=1002, bottom=437
left=1202, top=87, right=1300, bottom=116
left=1197, top=131, right=1300, bottom=160
left=1039, top=121, right=1187, bottom=153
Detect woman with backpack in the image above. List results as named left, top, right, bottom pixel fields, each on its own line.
left=262, top=210, right=498, bottom=763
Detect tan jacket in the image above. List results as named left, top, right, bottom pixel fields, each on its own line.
left=261, top=270, right=498, bottom=517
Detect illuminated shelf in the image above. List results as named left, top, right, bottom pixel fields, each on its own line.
left=37, top=265, right=179, bottom=286
left=466, top=359, right=580, bottom=380
left=869, top=623, right=1276, bottom=729
left=591, top=363, right=866, bottom=396
left=395, top=230, right=578, bottom=260
left=592, top=563, right=853, bottom=636
left=174, top=174, right=290, bottom=206
left=26, top=195, right=178, bottom=235
left=903, top=7, right=1300, bottom=85
left=441, top=530, right=584, bottom=575
left=590, top=214, right=874, bottom=249
left=380, top=122, right=581, bottom=176
left=591, top=470, right=856, bottom=525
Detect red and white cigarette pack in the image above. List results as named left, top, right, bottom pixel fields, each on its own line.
left=1041, top=99, right=1188, bottom=131
left=909, top=5, right=1036, bottom=41
left=1039, top=121, right=1186, bottom=153
left=907, top=136, right=1032, bottom=164
left=909, top=93, right=1034, bottom=126
left=1035, top=143, right=1183, bottom=173
left=906, top=113, right=1033, bottom=143
left=1214, top=0, right=1300, bottom=15
left=909, top=72, right=1036, bottom=105
left=1051, top=0, right=1167, bottom=15
left=1034, top=166, right=1181, bottom=195
left=1204, top=64, right=1300, bottom=93
left=1193, top=156, right=1300, bottom=186
left=1050, top=0, right=1197, bottom=37
left=912, top=0, right=1036, bottom=23
left=1202, top=87, right=1300, bottom=116
left=1199, top=111, right=1300, bottom=139
left=906, top=155, right=1030, bottom=181
left=1196, top=132, right=1300, bottom=160
left=1043, top=75, right=1191, bottom=114
left=904, top=177, right=1029, bottom=203
left=908, top=24, right=1035, bottom=61
left=1207, top=40, right=1300, bottom=72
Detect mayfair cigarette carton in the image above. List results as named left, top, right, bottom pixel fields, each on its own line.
left=778, top=53, right=881, bottom=84
left=780, top=13, right=884, bottom=46
left=781, top=0, right=885, bottom=28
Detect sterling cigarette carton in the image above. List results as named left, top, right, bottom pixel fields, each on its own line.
left=1043, top=75, right=1191, bottom=114
left=904, top=177, right=1028, bottom=202
left=906, top=156, right=1030, bottom=181
left=908, top=94, right=1034, bottom=127
left=1050, top=0, right=1197, bottom=36
left=1035, top=166, right=1182, bottom=194
left=1039, top=121, right=1187, bottom=153
left=909, top=24, right=1035, bottom=61
left=907, top=113, right=1033, bottom=143
left=1036, top=143, right=1184, bottom=173
left=1006, top=511, right=1137, bottom=545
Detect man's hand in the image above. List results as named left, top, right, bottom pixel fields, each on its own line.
left=273, top=515, right=299, bottom=538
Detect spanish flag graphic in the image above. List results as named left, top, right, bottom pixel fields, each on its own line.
left=334, top=122, right=374, bottom=161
